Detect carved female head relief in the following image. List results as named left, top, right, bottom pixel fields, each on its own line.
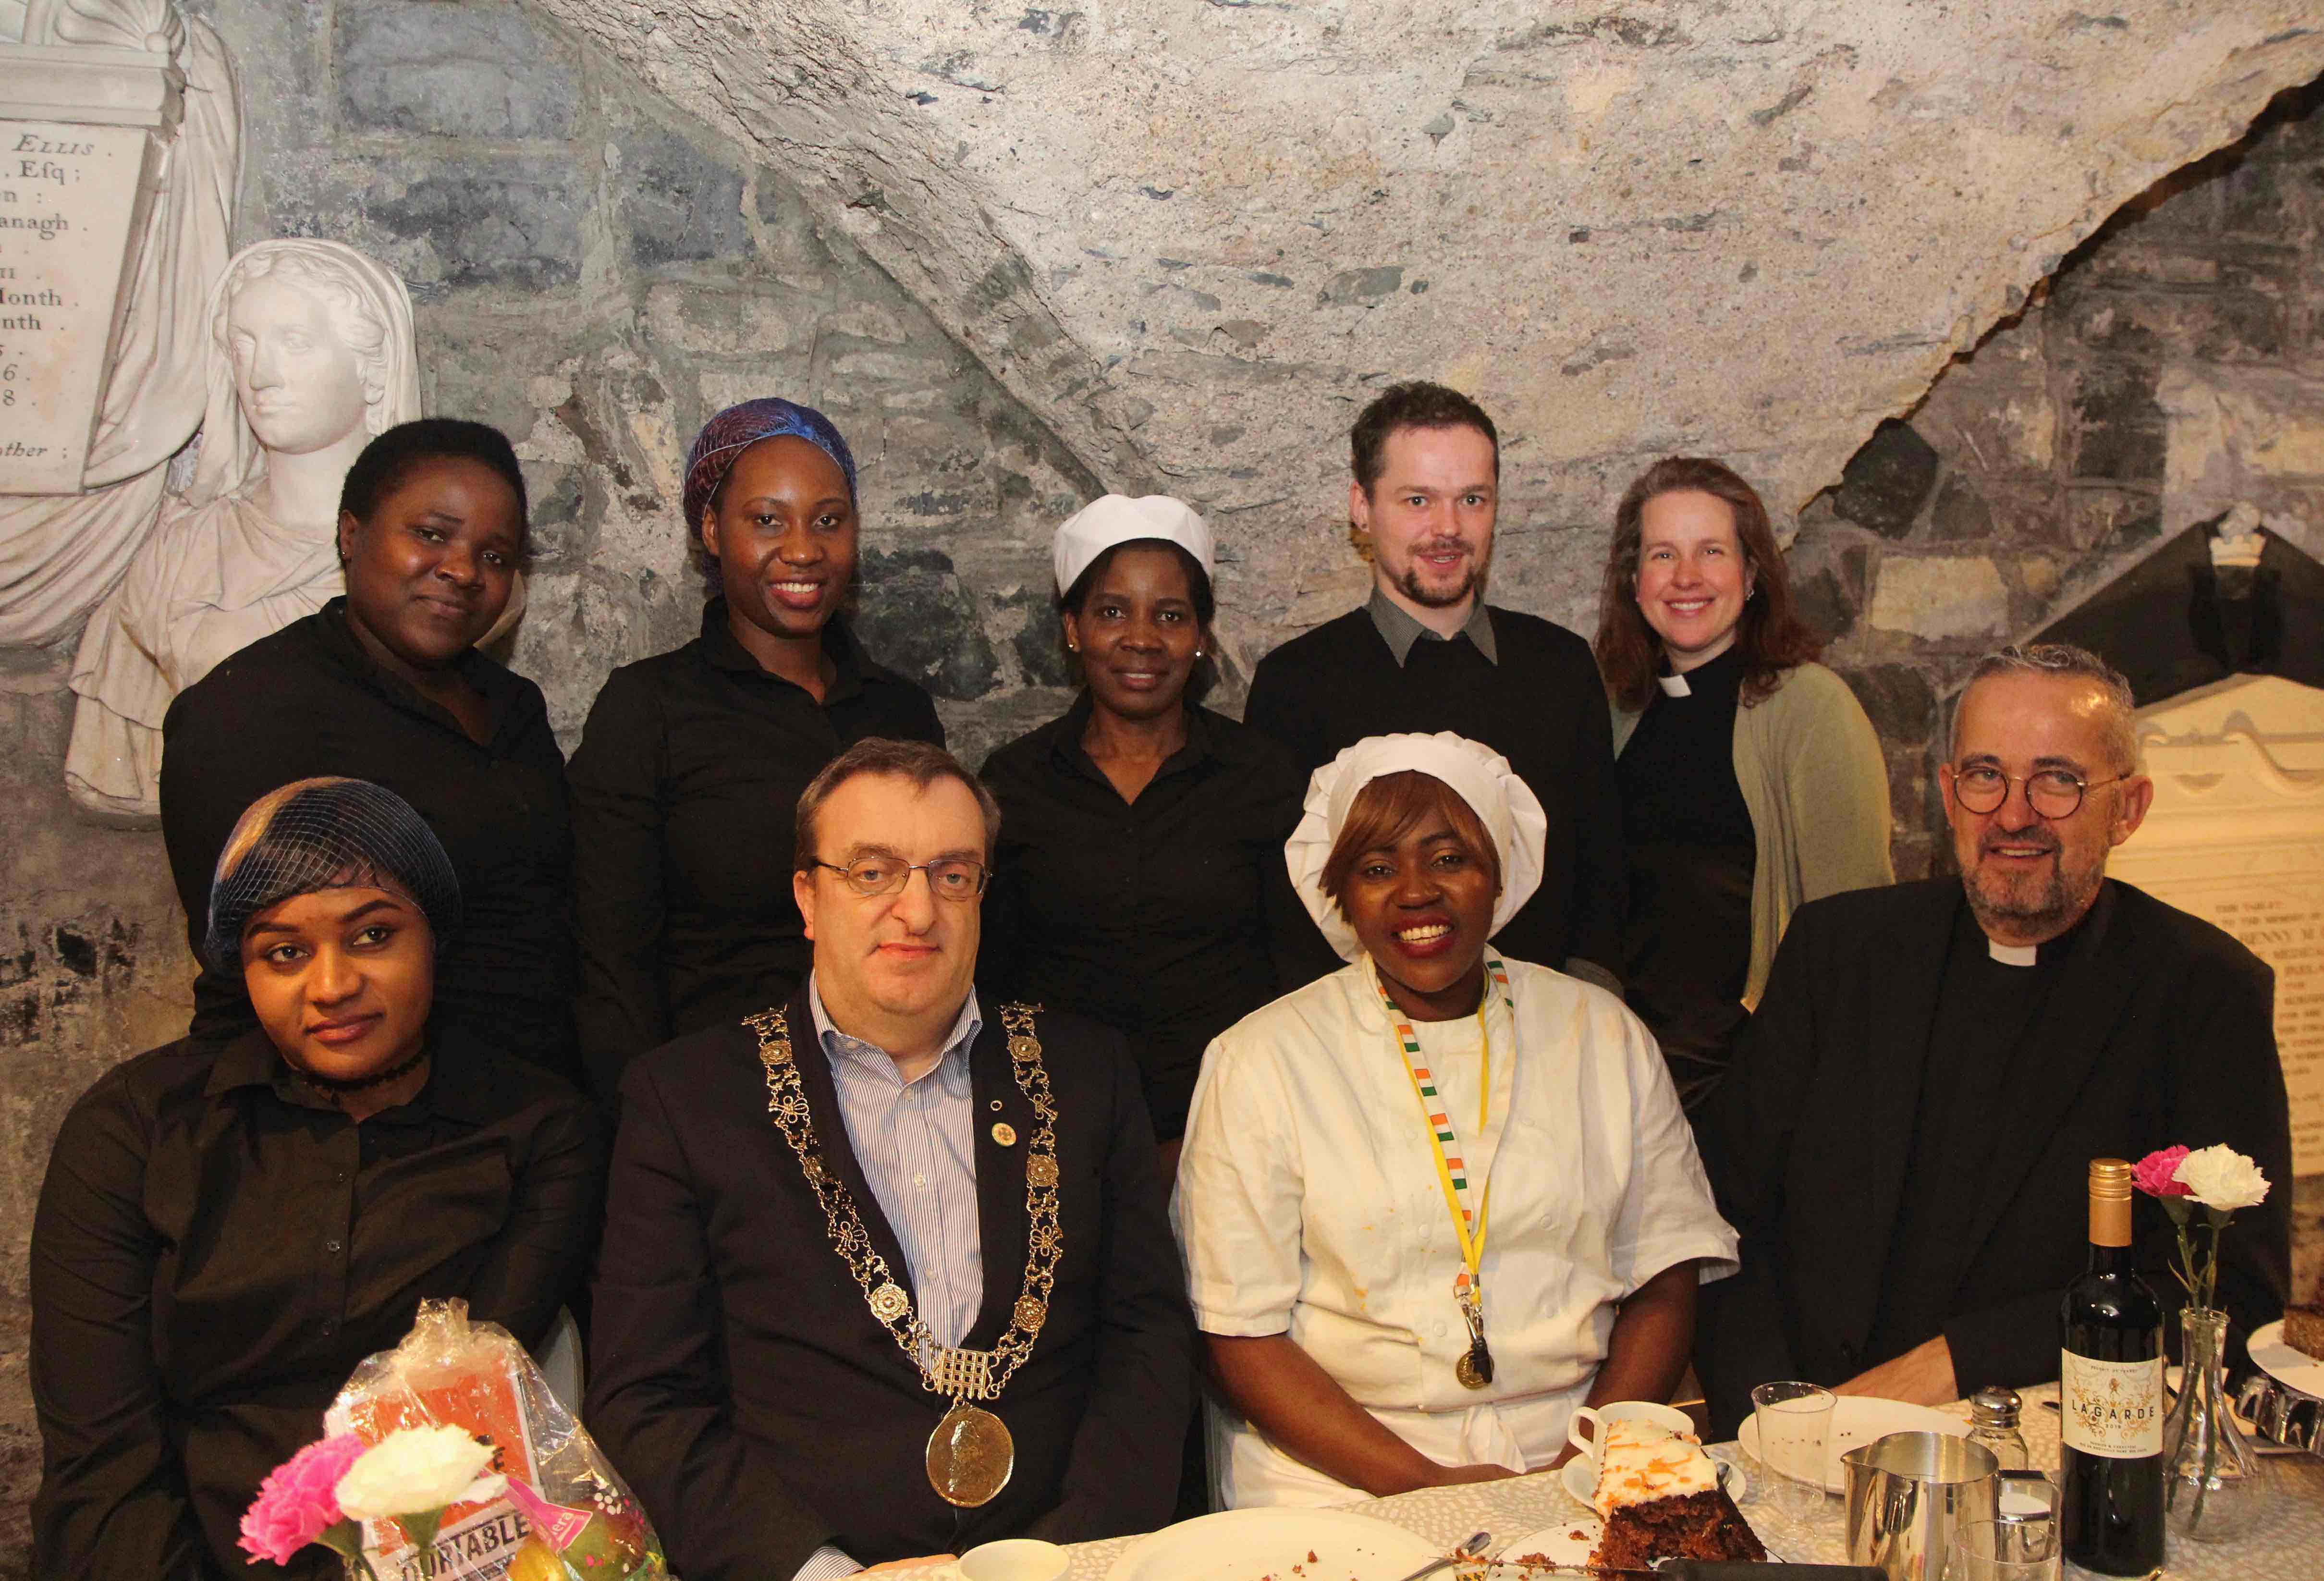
left=186, top=239, right=419, bottom=509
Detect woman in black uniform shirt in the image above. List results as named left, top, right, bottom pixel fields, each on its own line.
left=160, top=420, right=579, bottom=1085
left=32, top=778, right=600, bottom=1580
left=567, top=398, right=942, bottom=1102
left=981, top=495, right=1329, bottom=1164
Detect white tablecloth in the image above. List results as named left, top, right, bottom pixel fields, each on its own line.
left=905, top=1387, right=2323, bottom=1581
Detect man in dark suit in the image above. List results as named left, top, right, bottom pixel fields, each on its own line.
left=1242, top=382, right=1626, bottom=990
left=1700, top=643, right=2291, bottom=1436
left=587, top=739, right=1193, bottom=1579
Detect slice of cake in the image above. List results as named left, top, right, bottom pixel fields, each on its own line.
left=1586, top=1418, right=1767, bottom=1568
left=2281, top=1302, right=2324, bottom=1360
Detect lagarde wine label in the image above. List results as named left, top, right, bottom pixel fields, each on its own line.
left=2060, top=1351, right=2163, bottom=1458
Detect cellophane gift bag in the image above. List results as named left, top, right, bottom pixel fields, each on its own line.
left=325, top=1299, right=667, bottom=1581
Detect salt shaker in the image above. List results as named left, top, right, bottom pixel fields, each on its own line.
left=1968, top=1384, right=2030, bottom=1471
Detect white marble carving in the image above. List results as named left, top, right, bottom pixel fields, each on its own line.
left=64, top=239, right=420, bottom=818
left=2113, top=673, right=2324, bottom=1174
left=0, top=0, right=239, bottom=645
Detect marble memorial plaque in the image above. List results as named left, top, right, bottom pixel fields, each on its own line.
left=0, top=118, right=152, bottom=492
left=2113, top=676, right=2324, bottom=1174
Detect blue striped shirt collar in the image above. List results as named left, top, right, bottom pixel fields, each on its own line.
left=805, top=974, right=983, bottom=1085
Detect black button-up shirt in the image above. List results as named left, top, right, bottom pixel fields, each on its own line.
left=979, top=696, right=1334, bottom=1138
left=160, top=601, right=579, bottom=1084
left=29, top=1027, right=603, bottom=1580
left=566, top=599, right=943, bottom=1101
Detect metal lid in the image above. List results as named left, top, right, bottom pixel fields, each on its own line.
left=1969, top=1385, right=2023, bottom=1428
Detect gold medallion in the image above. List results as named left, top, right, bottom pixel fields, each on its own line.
left=1456, top=1339, right=1494, bottom=1390
left=991, top=1121, right=1018, bottom=1147
left=870, top=1281, right=912, bottom=1322
left=927, top=1400, right=1015, bottom=1507
left=1027, top=1154, right=1059, bottom=1187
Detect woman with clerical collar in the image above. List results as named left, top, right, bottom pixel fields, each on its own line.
left=1593, top=457, right=1894, bottom=1115
left=31, top=778, right=602, bottom=1581
left=979, top=496, right=1331, bottom=1164
left=1174, top=732, right=1737, bottom=1508
left=566, top=398, right=942, bottom=1103
left=160, top=419, right=581, bottom=1086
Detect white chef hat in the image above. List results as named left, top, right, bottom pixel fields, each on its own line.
left=1052, top=494, right=1216, bottom=598
left=1285, top=732, right=1548, bottom=963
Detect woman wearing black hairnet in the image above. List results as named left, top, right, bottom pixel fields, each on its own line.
left=29, top=778, right=603, bottom=1581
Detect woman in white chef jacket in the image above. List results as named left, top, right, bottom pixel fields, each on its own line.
left=1174, top=732, right=1739, bottom=1508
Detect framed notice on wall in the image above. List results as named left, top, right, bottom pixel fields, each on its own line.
left=0, top=42, right=178, bottom=495
left=2114, top=675, right=2324, bottom=1176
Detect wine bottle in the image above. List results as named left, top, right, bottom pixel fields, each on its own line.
left=2060, top=1157, right=2165, bottom=1576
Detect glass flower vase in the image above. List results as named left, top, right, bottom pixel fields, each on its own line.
left=2161, top=1305, right=2270, bottom=1543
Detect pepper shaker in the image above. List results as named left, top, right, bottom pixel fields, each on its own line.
left=1968, top=1384, right=2030, bottom=1471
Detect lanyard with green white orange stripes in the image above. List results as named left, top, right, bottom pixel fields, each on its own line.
left=1378, top=955, right=1513, bottom=1390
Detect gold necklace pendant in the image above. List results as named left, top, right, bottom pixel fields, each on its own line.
left=927, top=1399, right=1015, bottom=1507
left=1456, top=1338, right=1495, bottom=1390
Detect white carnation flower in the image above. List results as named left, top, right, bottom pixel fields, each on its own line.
left=2172, top=1145, right=2270, bottom=1213
left=334, top=1425, right=504, bottom=1520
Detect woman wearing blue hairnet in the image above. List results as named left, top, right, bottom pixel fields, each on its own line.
left=566, top=399, right=944, bottom=1103
left=30, top=777, right=602, bottom=1581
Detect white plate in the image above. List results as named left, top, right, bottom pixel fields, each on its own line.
left=1102, top=1507, right=1443, bottom=1581
left=1559, top=1449, right=1749, bottom=1509
left=2250, top=1319, right=2324, bottom=1397
left=1736, top=1396, right=1967, bottom=1494
left=1499, top=1519, right=1604, bottom=1569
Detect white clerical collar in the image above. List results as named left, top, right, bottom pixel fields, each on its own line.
left=1657, top=672, right=1691, bottom=697
left=1988, top=939, right=2038, bottom=968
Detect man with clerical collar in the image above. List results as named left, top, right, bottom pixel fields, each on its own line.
left=1243, top=381, right=1627, bottom=993
left=587, top=739, right=1193, bottom=1579
left=1698, top=642, right=2292, bottom=1435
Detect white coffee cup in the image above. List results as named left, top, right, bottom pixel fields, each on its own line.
left=1566, top=1398, right=1699, bottom=1463
left=958, top=1538, right=1070, bottom=1581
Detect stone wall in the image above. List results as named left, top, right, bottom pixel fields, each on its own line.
left=1797, top=77, right=2324, bottom=881
left=0, top=1, right=2320, bottom=1568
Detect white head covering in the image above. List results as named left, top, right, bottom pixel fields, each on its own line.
left=1052, top=494, right=1215, bottom=596
left=1285, top=732, right=1548, bottom=963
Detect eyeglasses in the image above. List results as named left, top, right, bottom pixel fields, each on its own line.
left=810, top=857, right=990, bottom=901
left=1949, top=765, right=2126, bottom=819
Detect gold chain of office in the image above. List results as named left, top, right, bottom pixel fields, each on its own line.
left=746, top=1001, right=1064, bottom=1404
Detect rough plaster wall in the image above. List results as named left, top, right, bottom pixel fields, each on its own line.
left=0, top=1, right=2322, bottom=1566
left=524, top=0, right=2324, bottom=652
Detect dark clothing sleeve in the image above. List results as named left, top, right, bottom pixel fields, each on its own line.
left=458, top=1097, right=609, bottom=1351
left=1564, top=658, right=1628, bottom=985
left=569, top=670, right=675, bottom=1106
left=1024, top=1048, right=1195, bottom=1544
left=585, top=1061, right=838, bottom=1581
left=30, top=1083, right=210, bottom=1581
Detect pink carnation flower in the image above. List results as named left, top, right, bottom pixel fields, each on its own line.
left=239, top=1434, right=368, bottom=1566
left=2133, top=1145, right=2194, bottom=1198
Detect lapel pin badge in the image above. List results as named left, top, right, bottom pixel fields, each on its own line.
left=991, top=1121, right=1018, bottom=1147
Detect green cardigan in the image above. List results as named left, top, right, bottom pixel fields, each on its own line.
left=1614, top=661, right=1895, bottom=1007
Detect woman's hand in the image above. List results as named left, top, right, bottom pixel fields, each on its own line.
left=1431, top=1462, right=1521, bottom=1486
